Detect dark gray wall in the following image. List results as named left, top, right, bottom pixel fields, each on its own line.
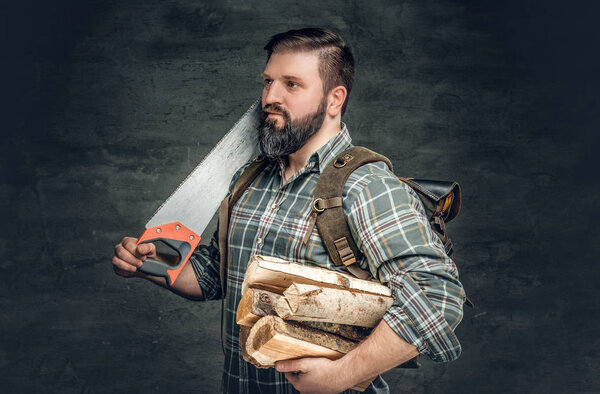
left=2, top=1, right=599, bottom=393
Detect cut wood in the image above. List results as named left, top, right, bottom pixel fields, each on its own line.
left=245, top=316, right=355, bottom=367
left=299, top=321, right=371, bottom=342
left=242, top=255, right=391, bottom=297
left=275, top=283, right=393, bottom=328
left=243, top=315, right=372, bottom=391
left=236, top=288, right=282, bottom=326
left=239, top=325, right=262, bottom=368
left=236, top=287, right=370, bottom=340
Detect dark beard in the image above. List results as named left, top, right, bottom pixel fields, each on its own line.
left=257, top=100, right=327, bottom=162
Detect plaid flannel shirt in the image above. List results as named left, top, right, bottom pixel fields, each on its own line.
left=190, top=125, right=465, bottom=393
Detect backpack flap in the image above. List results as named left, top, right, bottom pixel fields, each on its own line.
left=399, top=178, right=461, bottom=223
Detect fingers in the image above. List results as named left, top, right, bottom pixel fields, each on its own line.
left=114, top=242, right=143, bottom=267
left=120, top=236, right=156, bottom=259
left=136, top=242, right=156, bottom=258
left=113, top=236, right=150, bottom=274
left=284, top=372, right=300, bottom=387
left=276, top=359, right=306, bottom=374
left=112, top=236, right=160, bottom=279
left=277, top=360, right=303, bottom=387
left=112, top=255, right=138, bottom=277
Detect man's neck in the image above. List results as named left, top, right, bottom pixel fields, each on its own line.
left=283, top=116, right=342, bottom=182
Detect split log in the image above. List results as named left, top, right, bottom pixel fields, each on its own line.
left=242, top=255, right=391, bottom=297
left=245, top=316, right=355, bottom=367
left=239, top=325, right=262, bottom=368
left=299, top=321, right=371, bottom=342
left=275, top=283, right=393, bottom=328
left=243, top=315, right=372, bottom=391
left=236, top=287, right=370, bottom=340
left=236, top=288, right=282, bottom=326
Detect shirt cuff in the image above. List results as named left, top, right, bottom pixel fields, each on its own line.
left=385, top=271, right=462, bottom=362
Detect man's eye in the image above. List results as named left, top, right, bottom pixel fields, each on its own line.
left=263, top=79, right=273, bottom=86
left=287, top=81, right=299, bottom=89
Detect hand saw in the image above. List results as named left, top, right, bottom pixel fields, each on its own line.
left=136, top=100, right=261, bottom=285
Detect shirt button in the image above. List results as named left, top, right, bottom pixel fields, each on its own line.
left=271, top=203, right=277, bottom=210
left=257, top=237, right=263, bottom=245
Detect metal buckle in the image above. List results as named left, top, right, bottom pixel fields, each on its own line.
left=312, top=198, right=325, bottom=213
left=333, top=153, right=354, bottom=168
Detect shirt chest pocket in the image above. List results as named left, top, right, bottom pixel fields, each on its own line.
left=276, top=205, right=312, bottom=242
left=267, top=199, right=319, bottom=260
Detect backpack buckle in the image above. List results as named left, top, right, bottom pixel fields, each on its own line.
left=334, top=237, right=356, bottom=266
left=312, top=198, right=326, bottom=213
left=334, top=153, right=354, bottom=168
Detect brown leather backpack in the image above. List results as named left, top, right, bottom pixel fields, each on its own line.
left=218, top=146, right=465, bottom=301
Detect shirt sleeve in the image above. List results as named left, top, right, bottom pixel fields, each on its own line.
left=344, top=162, right=465, bottom=362
left=188, top=163, right=252, bottom=301
left=189, top=230, right=222, bottom=301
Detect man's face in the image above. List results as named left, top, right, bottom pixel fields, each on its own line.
left=258, top=51, right=327, bottom=160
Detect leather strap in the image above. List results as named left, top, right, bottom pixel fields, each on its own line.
left=218, top=197, right=230, bottom=298
left=313, top=147, right=392, bottom=279
left=218, top=156, right=269, bottom=298
left=217, top=157, right=269, bottom=356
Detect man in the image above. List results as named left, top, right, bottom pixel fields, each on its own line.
left=113, top=28, right=465, bottom=393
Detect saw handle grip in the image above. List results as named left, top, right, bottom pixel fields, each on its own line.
left=137, top=222, right=200, bottom=286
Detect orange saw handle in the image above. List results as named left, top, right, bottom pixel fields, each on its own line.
left=137, top=222, right=200, bottom=286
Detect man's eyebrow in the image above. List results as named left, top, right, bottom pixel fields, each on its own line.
left=281, top=74, right=305, bottom=82
left=261, top=72, right=305, bottom=82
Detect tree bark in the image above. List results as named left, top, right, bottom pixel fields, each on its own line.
left=299, top=321, right=371, bottom=342
left=242, top=255, right=391, bottom=297
left=275, top=283, right=393, bottom=328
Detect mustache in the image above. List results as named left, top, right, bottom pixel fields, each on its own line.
left=260, top=104, right=291, bottom=122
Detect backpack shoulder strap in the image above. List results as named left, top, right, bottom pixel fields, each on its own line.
left=217, top=156, right=269, bottom=355
left=311, top=146, right=392, bottom=280
left=219, top=156, right=269, bottom=296
left=229, top=156, right=270, bottom=216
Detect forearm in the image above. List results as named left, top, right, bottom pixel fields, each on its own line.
left=138, top=261, right=204, bottom=300
left=335, top=319, right=419, bottom=387
left=275, top=319, right=420, bottom=393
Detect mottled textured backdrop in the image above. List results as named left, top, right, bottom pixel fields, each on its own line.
left=1, top=0, right=599, bottom=393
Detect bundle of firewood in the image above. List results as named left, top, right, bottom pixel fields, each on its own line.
left=236, top=255, right=393, bottom=391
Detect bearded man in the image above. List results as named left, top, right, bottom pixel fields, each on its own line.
left=113, top=28, right=465, bottom=393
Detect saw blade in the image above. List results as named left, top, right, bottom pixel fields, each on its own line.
left=145, top=100, right=261, bottom=234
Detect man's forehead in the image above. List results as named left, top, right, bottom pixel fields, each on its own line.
left=263, top=51, right=321, bottom=80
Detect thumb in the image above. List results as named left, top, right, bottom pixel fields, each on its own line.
left=136, top=242, right=156, bottom=257
left=275, top=359, right=306, bottom=373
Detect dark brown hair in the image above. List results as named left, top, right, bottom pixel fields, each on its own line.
left=264, top=28, right=355, bottom=115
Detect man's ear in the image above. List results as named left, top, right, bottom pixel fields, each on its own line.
left=327, top=86, right=347, bottom=117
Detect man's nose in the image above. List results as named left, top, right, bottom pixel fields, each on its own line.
left=263, top=81, right=283, bottom=106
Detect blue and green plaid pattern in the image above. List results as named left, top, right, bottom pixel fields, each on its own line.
left=190, top=126, right=465, bottom=393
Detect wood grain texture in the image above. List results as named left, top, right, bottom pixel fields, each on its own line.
left=242, top=316, right=372, bottom=391
left=236, top=288, right=282, bottom=326
left=275, top=283, right=393, bottom=328
left=242, top=255, right=391, bottom=296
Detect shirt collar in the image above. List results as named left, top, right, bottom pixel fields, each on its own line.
left=307, top=122, right=353, bottom=173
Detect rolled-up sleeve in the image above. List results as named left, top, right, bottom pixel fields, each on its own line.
left=189, top=231, right=222, bottom=301
left=345, top=163, right=465, bottom=362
